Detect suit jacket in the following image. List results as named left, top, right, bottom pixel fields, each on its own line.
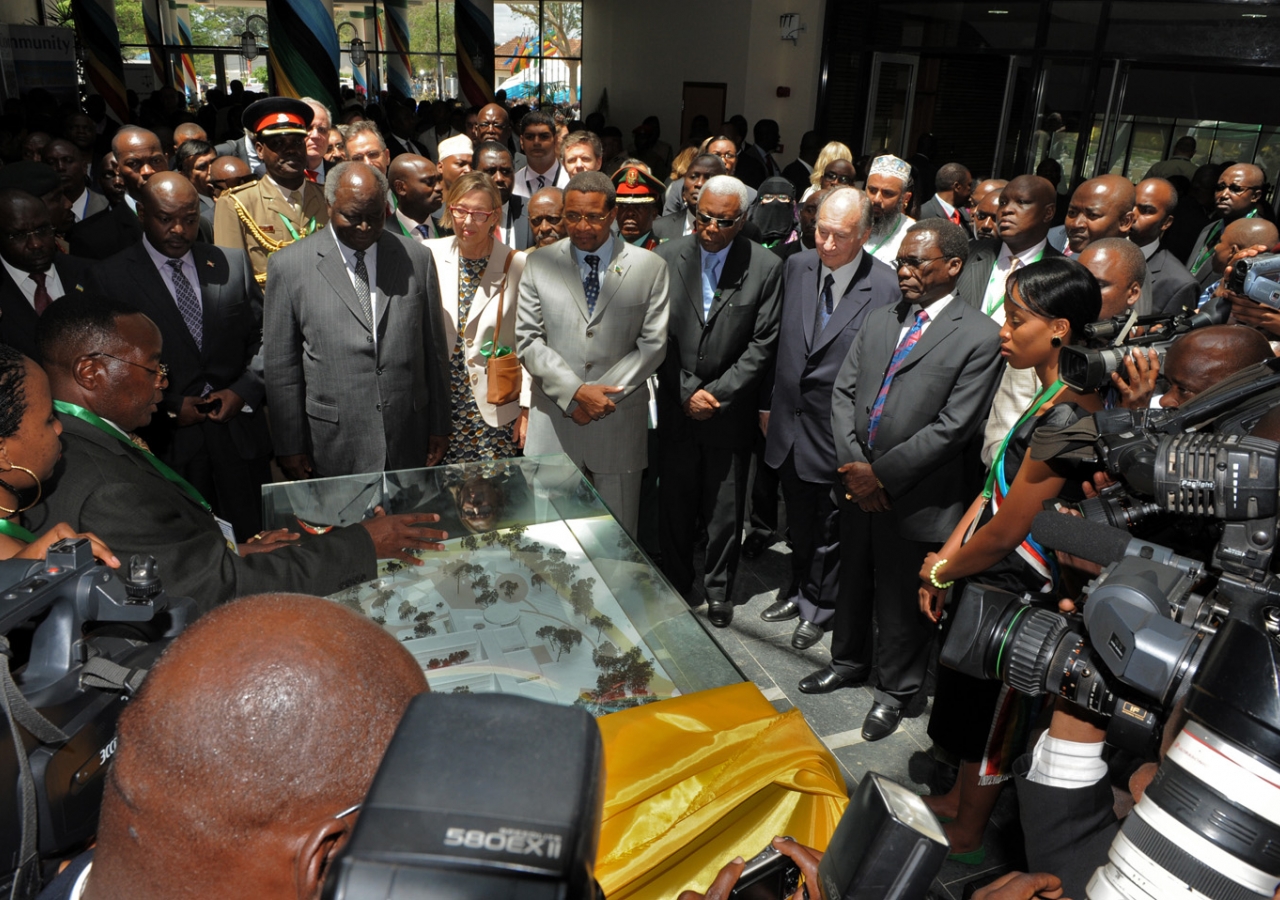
left=735, top=144, right=778, bottom=190
left=28, top=416, right=375, bottom=613
left=387, top=131, right=430, bottom=160
left=0, top=255, right=92, bottom=359
left=91, top=240, right=271, bottom=460
left=1014, top=755, right=1116, bottom=900
left=763, top=249, right=899, bottom=483
left=652, top=212, right=764, bottom=245
left=264, top=228, right=451, bottom=477
left=955, top=238, right=1063, bottom=311
left=424, top=236, right=528, bottom=427
left=198, top=192, right=216, bottom=233
left=73, top=189, right=109, bottom=223
left=781, top=159, right=812, bottom=198
left=831, top=296, right=1003, bottom=541
left=918, top=195, right=969, bottom=226
left=515, top=236, right=669, bottom=473
left=497, top=196, right=531, bottom=251
left=1046, top=224, right=1070, bottom=254
left=66, top=201, right=142, bottom=260
left=1146, top=246, right=1200, bottom=316
left=654, top=234, right=781, bottom=446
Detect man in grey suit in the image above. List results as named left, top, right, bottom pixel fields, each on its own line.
left=811, top=219, right=1003, bottom=741
left=655, top=175, right=782, bottom=626
left=264, top=162, right=451, bottom=480
left=1131, top=177, right=1203, bottom=316
left=516, top=171, right=669, bottom=535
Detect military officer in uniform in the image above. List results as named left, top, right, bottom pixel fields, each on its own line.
left=612, top=164, right=664, bottom=250
left=213, top=98, right=328, bottom=285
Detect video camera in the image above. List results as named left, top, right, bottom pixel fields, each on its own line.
left=1226, top=251, right=1280, bottom=309
left=940, top=359, right=1280, bottom=900
left=0, top=539, right=193, bottom=899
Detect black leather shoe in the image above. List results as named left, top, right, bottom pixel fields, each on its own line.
left=707, top=599, right=734, bottom=628
left=798, top=665, right=871, bottom=694
left=741, top=532, right=773, bottom=559
left=790, top=619, right=824, bottom=650
left=760, top=598, right=800, bottom=622
left=862, top=702, right=903, bottom=742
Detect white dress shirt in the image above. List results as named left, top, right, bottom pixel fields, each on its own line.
left=0, top=257, right=63, bottom=311
left=395, top=207, right=434, bottom=244
left=819, top=250, right=863, bottom=314
left=896, top=292, right=955, bottom=344
left=332, top=229, right=379, bottom=345
left=69, top=187, right=91, bottom=223
left=512, top=161, right=567, bottom=199
left=142, top=239, right=203, bottom=310
left=981, top=238, right=1050, bottom=324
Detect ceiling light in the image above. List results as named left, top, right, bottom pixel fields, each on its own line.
left=1243, top=12, right=1267, bottom=17
left=988, top=8, right=1009, bottom=13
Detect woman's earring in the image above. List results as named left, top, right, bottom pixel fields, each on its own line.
left=1051, top=336, right=1062, bottom=348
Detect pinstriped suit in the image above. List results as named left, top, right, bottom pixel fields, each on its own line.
left=515, top=235, right=668, bottom=533
left=263, top=227, right=451, bottom=478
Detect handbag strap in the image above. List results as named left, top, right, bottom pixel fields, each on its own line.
left=491, top=249, right=517, bottom=342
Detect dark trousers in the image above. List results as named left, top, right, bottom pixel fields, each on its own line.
left=776, top=452, right=840, bottom=626
left=658, top=439, right=748, bottom=603
left=832, top=498, right=939, bottom=708
left=165, top=420, right=271, bottom=543
left=744, top=431, right=781, bottom=539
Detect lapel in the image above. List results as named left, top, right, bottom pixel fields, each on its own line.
left=890, top=296, right=961, bottom=375
left=707, top=237, right=750, bottom=324
left=468, top=243, right=510, bottom=327
left=679, top=241, right=705, bottom=324
left=812, top=253, right=876, bottom=355
left=436, top=239, right=460, bottom=339
left=554, top=240, right=591, bottom=322
left=193, top=243, right=225, bottom=325
left=0, top=267, right=36, bottom=329
left=316, top=231, right=370, bottom=332
left=1146, top=248, right=1166, bottom=277
left=591, top=237, right=630, bottom=322
left=127, top=242, right=203, bottom=360
left=798, top=253, right=820, bottom=351
left=373, top=233, right=405, bottom=333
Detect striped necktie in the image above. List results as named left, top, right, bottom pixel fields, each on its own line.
left=867, top=309, right=929, bottom=448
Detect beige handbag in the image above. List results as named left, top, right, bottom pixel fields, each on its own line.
left=484, top=251, right=521, bottom=406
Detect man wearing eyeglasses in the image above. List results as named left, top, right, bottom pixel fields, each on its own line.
left=1186, top=162, right=1268, bottom=290
left=0, top=188, right=91, bottom=359
left=654, top=175, right=781, bottom=626
left=516, top=171, right=669, bottom=536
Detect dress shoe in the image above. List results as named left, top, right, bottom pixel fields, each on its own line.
left=760, top=598, right=800, bottom=622
left=790, top=619, right=824, bottom=650
left=741, top=532, right=772, bottom=559
left=798, top=665, right=870, bottom=694
left=707, top=599, right=734, bottom=628
left=861, top=702, right=903, bottom=742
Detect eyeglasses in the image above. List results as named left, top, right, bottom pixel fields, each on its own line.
left=1, top=226, right=55, bottom=243
left=760, top=194, right=792, bottom=204
left=87, top=352, right=169, bottom=380
left=822, top=173, right=855, bottom=185
left=562, top=211, right=611, bottom=225
left=1215, top=182, right=1259, bottom=195
left=333, top=803, right=361, bottom=821
left=695, top=211, right=743, bottom=229
left=711, top=150, right=737, bottom=160
left=891, top=255, right=947, bottom=272
left=450, top=206, right=495, bottom=223
left=529, top=215, right=563, bottom=227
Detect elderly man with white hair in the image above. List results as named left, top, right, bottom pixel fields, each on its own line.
left=864, top=154, right=916, bottom=265
left=653, top=175, right=783, bottom=627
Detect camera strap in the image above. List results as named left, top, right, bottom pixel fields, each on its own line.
left=0, top=635, right=68, bottom=900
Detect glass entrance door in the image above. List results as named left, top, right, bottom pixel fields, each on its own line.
left=862, top=53, right=918, bottom=158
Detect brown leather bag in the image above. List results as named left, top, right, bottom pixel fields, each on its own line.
left=485, top=251, right=521, bottom=406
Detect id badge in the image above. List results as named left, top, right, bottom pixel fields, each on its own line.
left=215, top=515, right=239, bottom=554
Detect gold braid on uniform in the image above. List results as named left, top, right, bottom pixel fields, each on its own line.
left=229, top=192, right=300, bottom=285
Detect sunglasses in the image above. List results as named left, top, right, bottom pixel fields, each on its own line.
left=695, top=211, right=743, bottom=229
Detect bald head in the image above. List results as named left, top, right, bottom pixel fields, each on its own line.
left=1131, top=178, right=1178, bottom=247
left=1064, top=175, right=1136, bottom=253
left=209, top=155, right=252, bottom=198
left=388, top=153, right=441, bottom=221
left=1216, top=163, right=1267, bottom=219
left=1162, top=325, right=1275, bottom=408
left=172, top=122, right=207, bottom=149
left=141, top=170, right=197, bottom=206
left=327, top=161, right=389, bottom=252
left=1214, top=218, right=1280, bottom=274
left=88, top=594, right=427, bottom=900
left=996, top=174, right=1057, bottom=251
left=970, top=178, right=1007, bottom=208
left=138, top=172, right=200, bottom=259
left=1079, top=237, right=1147, bottom=319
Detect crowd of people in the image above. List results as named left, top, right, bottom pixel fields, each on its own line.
left=1, top=82, right=1279, bottom=900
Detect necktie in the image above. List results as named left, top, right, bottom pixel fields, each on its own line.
left=537, top=173, right=546, bottom=189
left=30, top=271, right=52, bottom=315
left=416, top=224, right=432, bottom=240
left=702, top=253, right=719, bottom=320
left=288, top=190, right=302, bottom=211
left=815, top=273, right=835, bottom=333
left=304, top=169, right=318, bottom=183
left=950, top=209, right=962, bottom=226
left=583, top=254, right=601, bottom=317
left=867, top=309, right=930, bottom=448
left=166, top=260, right=202, bottom=350
left=353, top=249, right=373, bottom=327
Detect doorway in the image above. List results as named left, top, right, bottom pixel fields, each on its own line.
left=680, top=82, right=726, bottom=149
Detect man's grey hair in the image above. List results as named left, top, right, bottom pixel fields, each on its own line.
left=324, top=161, right=389, bottom=203
left=699, top=175, right=749, bottom=213
left=908, top=217, right=971, bottom=264
left=300, top=97, right=332, bottom=129
left=818, top=186, right=872, bottom=240
left=345, top=120, right=386, bottom=151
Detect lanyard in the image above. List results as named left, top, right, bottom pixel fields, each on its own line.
left=0, top=519, right=35, bottom=543
left=54, top=401, right=212, bottom=512
left=1190, top=209, right=1257, bottom=276
left=278, top=213, right=317, bottom=243
left=983, top=247, right=1045, bottom=316
left=982, top=378, right=1064, bottom=500
left=867, top=223, right=899, bottom=257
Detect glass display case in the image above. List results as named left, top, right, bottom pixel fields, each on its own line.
left=262, top=454, right=743, bottom=715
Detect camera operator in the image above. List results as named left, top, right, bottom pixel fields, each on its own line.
left=1105, top=324, right=1274, bottom=411
left=1198, top=218, right=1279, bottom=324
left=37, top=592, right=428, bottom=900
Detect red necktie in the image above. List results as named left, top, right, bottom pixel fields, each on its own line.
left=304, top=169, right=318, bottom=183
left=950, top=209, right=962, bottom=226
left=30, top=271, right=52, bottom=315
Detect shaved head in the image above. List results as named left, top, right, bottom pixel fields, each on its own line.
left=1064, top=175, right=1136, bottom=253
left=172, top=122, right=207, bottom=148
left=996, top=175, right=1057, bottom=251
left=140, top=170, right=197, bottom=206
left=1162, top=325, right=1275, bottom=407
left=1214, top=218, right=1280, bottom=274
left=1079, top=237, right=1147, bottom=319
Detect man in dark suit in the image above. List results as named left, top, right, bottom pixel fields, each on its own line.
left=92, top=173, right=271, bottom=541
left=918, top=162, right=972, bottom=227
left=0, top=189, right=91, bottom=359
left=652, top=154, right=726, bottom=243
left=655, top=176, right=782, bottom=626
left=1131, top=178, right=1199, bottom=316
left=812, top=219, right=1003, bottom=741
left=761, top=188, right=899, bottom=649
left=1046, top=174, right=1135, bottom=258
left=388, top=154, right=444, bottom=243
left=475, top=141, right=530, bottom=250
left=781, top=131, right=819, bottom=199
left=956, top=175, right=1059, bottom=318
left=385, top=96, right=432, bottom=160
left=734, top=119, right=781, bottom=191
left=1187, top=163, right=1268, bottom=289
left=264, top=162, right=451, bottom=480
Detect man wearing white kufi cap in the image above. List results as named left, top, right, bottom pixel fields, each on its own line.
left=430, top=134, right=474, bottom=235
left=864, top=154, right=916, bottom=266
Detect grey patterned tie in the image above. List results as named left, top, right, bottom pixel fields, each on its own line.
left=583, top=254, right=601, bottom=317
left=353, top=249, right=373, bottom=327
left=166, top=259, right=202, bottom=350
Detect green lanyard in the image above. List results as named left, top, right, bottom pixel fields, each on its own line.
left=277, top=213, right=318, bottom=243
left=0, top=519, right=36, bottom=543
left=982, top=378, right=1065, bottom=500
left=984, top=247, right=1045, bottom=316
left=54, top=401, right=212, bottom=512
left=1190, top=209, right=1257, bottom=276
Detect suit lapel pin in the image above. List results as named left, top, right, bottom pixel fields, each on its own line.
left=612, top=264, right=623, bottom=275
left=206, top=259, right=215, bottom=267
left=75, top=284, right=83, bottom=291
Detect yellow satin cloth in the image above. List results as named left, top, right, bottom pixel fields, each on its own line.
left=595, top=682, right=848, bottom=899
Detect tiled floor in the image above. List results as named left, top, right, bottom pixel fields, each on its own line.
left=690, top=538, right=1026, bottom=900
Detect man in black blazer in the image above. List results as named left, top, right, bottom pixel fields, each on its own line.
left=92, top=173, right=271, bottom=541
left=476, top=141, right=531, bottom=250
left=652, top=154, right=726, bottom=243
left=1131, top=177, right=1200, bottom=316
left=813, top=219, right=1003, bottom=741
left=0, top=189, right=91, bottom=359
left=654, top=176, right=782, bottom=626
left=761, top=188, right=899, bottom=649
left=917, top=161, right=972, bottom=227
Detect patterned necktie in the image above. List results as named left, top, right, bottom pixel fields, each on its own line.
left=537, top=173, right=546, bottom=189
left=867, top=309, right=930, bottom=448
left=815, top=273, right=835, bottom=333
left=353, top=249, right=373, bottom=327
left=30, top=271, right=52, bottom=315
left=166, top=260, right=202, bottom=350
left=702, top=253, right=719, bottom=320
left=583, top=254, right=601, bottom=316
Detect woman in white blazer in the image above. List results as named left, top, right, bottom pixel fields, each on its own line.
left=425, top=171, right=529, bottom=463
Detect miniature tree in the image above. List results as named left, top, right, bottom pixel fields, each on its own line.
left=397, top=599, right=415, bottom=621
left=530, top=572, right=545, bottom=593
left=501, top=579, right=519, bottom=600
left=413, top=610, right=437, bottom=638
left=461, top=535, right=479, bottom=552
left=551, top=626, right=582, bottom=661
left=451, top=685, right=472, bottom=693
left=588, top=613, right=612, bottom=639
left=569, top=577, right=596, bottom=618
